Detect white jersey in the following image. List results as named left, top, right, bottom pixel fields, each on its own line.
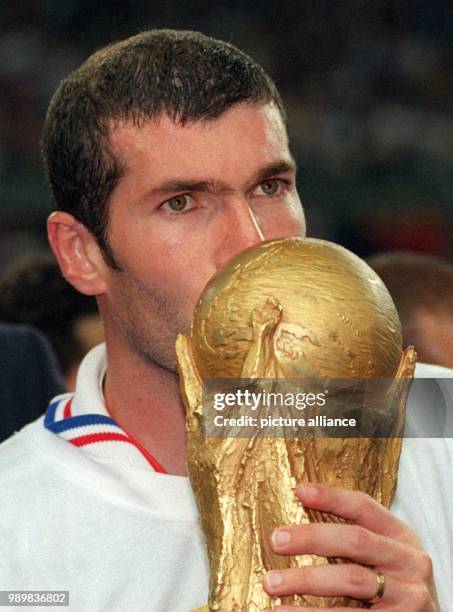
left=0, top=345, right=451, bottom=611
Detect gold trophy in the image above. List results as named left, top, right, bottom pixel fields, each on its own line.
left=176, top=238, right=416, bottom=611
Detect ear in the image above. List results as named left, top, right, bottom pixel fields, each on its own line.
left=47, top=211, right=109, bottom=296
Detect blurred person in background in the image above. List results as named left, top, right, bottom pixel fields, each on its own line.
left=368, top=251, right=453, bottom=369
left=0, top=322, right=64, bottom=442
left=0, top=255, right=104, bottom=390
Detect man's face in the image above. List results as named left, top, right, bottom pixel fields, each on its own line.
left=100, top=102, right=306, bottom=370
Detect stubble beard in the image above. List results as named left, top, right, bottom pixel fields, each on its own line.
left=107, top=269, right=192, bottom=374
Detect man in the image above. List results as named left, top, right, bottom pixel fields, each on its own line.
left=0, top=322, right=65, bottom=442
left=0, top=30, right=450, bottom=611
left=367, top=251, right=453, bottom=370
left=0, top=255, right=104, bottom=390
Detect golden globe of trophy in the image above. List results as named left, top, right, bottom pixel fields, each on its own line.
left=176, top=237, right=416, bottom=611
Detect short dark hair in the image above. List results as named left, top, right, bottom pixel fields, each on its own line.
left=41, top=29, right=285, bottom=268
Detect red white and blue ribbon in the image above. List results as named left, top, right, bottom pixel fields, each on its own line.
left=44, top=395, right=166, bottom=473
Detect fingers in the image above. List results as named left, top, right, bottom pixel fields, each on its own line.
left=269, top=523, right=415, bottom=577
left=264, top=483, right=437, bottom=609
left=295, top=483, right=419, bottom=544
left=265, top=568, right=434, bottom=612
left=262, top=563, right=396, bottom=602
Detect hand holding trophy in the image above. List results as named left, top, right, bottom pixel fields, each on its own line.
left=176, top=238, right=416, bottom=611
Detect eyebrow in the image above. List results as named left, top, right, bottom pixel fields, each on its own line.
left=255, top=160, right=297, bottom=184
left=145, top=159, right=297, bottom=198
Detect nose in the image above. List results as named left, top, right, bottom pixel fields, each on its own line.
left=213, top=198, right=265, bottom=270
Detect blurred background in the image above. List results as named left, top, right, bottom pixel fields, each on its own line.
left=1, top=0, right=452, bottom=268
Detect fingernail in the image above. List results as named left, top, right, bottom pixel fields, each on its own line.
left=297, top=483, right=318, bottom=499
left=272, top=529, right=291, bottom=547
left=265, top=570, right=283, bottom=588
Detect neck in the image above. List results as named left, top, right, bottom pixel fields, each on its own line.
left=103, top=340, right=188, bottom=476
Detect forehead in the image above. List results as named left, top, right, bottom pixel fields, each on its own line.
left=108, top=103, right=290, bottom=179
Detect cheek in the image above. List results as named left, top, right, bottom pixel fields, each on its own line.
left=286, top=195, right=306, bottom=237
left=157, top=248, right=218, bottom=302
left=260, top=197, right=306, bottom=240
left=288, top=194, right=306, bottom=229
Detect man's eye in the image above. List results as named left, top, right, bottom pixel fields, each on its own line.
left=259, top=179, right=282, bottom=196
left=161, top=194, right=192, bottom=212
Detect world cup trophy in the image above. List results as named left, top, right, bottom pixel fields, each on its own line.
left=176, top=238, right=416, bottom=611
